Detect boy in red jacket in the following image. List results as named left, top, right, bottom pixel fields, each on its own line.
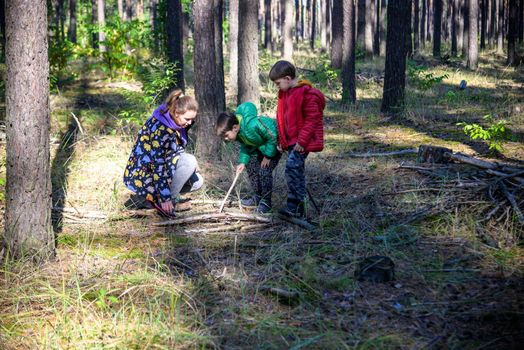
left=269, top=60, right=325, bottom=218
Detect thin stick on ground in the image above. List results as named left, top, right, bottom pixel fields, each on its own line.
left=218, top=171, right=241, bottom=213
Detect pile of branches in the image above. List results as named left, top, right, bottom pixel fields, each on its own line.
left=399, top=145, right=524, bottom=228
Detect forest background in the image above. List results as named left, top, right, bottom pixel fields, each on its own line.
left=0, top=0, right=523, bottom=349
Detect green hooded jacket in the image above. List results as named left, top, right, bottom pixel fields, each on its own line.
left=236, top=102, right=278, bottom=165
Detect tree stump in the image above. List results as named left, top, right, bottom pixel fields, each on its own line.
left=417, top=145, right=453, bottom=164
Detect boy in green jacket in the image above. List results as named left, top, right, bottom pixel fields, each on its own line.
left=216, top=102, right=281, bottom=213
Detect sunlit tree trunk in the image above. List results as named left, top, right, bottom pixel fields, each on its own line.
left=230, top=0, right=239, bottom=99
left=342, top=0, right=356, bottom=104
left=193, top=0, right=221, bottom=157
left=381, top=0, right=410, bottom=114
left=137, top=0, right=144, bottom=18
left=379, top=0, right=386, bottom=55
left=97, top=0, right=106, bottom=52
left=5, top=0, right=54, bottom=262
left=166, top=0, right=184, bottom=90
left=331, top=0, right=343, bottom=67
left=496, top=0, right=504, bottom=53
left=118, top=0, right=124, bottom=19
left=467, top=0, right=478, bottom=69
left=282, top=0, right=294, bottom=59
left=489, top=0, right=495, bottom=48
left=238, top=0, right=260, bottom=106
left=365, top=0, right=374, bottom=56
left=320, top=0, right=327, bottom=51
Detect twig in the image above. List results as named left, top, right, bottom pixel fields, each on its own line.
left=500, top=182, right=524, bottom=224
left=348, top=149, right=418, bottom=158
left=153, top=213, right=228, bottom=226
left=70, top=112, right=85, bottom=134
left=218, top=171, right=241, bottom=213
left=277, top=214, right=317, bottom=230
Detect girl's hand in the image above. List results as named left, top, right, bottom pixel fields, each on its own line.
left=160, top=200, right=175, bottom=213
left=261, top=157, right=271, bottom=168
left=236, top=164, right=245, bottom=175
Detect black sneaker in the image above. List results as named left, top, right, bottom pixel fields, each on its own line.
left=240, top=195, right=260, bottom=207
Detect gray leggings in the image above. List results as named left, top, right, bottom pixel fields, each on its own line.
left=170, top=152, right=204, bottom=199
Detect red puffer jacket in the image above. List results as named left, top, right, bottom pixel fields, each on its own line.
left=276, top=80, right=325, bottom=152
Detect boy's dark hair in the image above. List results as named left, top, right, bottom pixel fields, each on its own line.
left=216, top=112, right=239, bottom=136
left=269, top=60, right=296, bottom=81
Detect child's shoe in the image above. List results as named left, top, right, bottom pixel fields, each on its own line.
left=278, top=201, right=305, bottom=219
left=240, top=195, right=260, bottom=208
left=253, top=200, right=272, bottom=214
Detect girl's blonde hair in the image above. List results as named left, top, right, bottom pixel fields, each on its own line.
left=164, top=89, right=199, bottom=117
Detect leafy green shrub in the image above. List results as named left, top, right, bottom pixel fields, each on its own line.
left=457, top=115, right=510, bottom=153
left=49, top=38, right=77, bottom=88
left=407, top=62, right=448, bottom=91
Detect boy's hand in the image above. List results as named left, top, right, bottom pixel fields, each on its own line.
left=293, top=143, right=304, bottom=153
left=277, top=144, right=283, bottom=152
left=160, top=200, right=174, bottom=213
left=261, top=157, right=271, bottom=168
left=236, top=164, right=245, bottom=175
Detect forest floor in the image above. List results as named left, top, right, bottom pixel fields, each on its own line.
left=0, top=51, right=524, bottom=349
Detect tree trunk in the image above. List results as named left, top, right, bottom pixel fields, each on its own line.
left=480, top=0, right=486, bottom=49
left=271, top=0, right=278, bottom=52
left=357, top=0, right=365, bottom=45
left=97, top=0, right=106, bottom=52
left=301, top=0, right=305, bottom=39
left=67, top=0, right=77, bottom=43
left=452, top=0, right=458, bottom=55
left=406, top=0, right=413, bottom=58
left=327, top=0, right=332, bottom=45
left=214, top=0, right=225, bottom=111
left=414, top=0, right=420, bottom=52
left=373, top=0, right=380, bottom=55
left=428, top=0, right=433, bottom=42
left=118, top=0, right=124, bottom=19
left=230, top=0, right=239, bottom=99
left=421, top=0, right=427, bottom=47
left=433, top=0, right=442, bottom=57
left=193, top=0, right=221, bottom=157
left=91, top=0, right=98, bottom=48
left=467, top=0, right=478, bottom=69
left=125, top=0, right=133, bottom=21
left=379, top=0, right=386, bottom=55
left=137, top=0, right=144, bottom=18
left=166, top=0, right=184, bottom=90
left=320, top=0, right=327, bottom=51
left=0, top=0, right=5, bottom=58
left=342, top=0, right=356, bottom=104
left=496, top=0, right=503, bottom=53
left=238, top=0, right=260, bottom=106
left=5, top=0, right=54, bottom=261
left=264, top=0, right=271, bottom=48
left=381, top=0, right=410, bottom=114
left=294, top=0, right=300, bottom=42
left=282, top=0, right=294, bottom=59
left=310, top=0, right=317, bottom=49
left=489, top=0, right=495, bottom=47
left=507, top=0, right=517, bottom=64
left=365, top=0, right=374, bottom=56
left=331, top=0, right=343, bottom=67
left=462, top=0, right=470, bottom=57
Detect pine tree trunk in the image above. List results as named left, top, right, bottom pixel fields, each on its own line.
left=365, top=0, right=374, bottom=56
left=480, top=0, right=486, bottom=49
left=125, top=0, right=133, bottom=20
left=230, top=0, right=239, bottom=99
left=166, top=0, right=184, bottom=90
left=137, top=0, right=144, bottom=18
left=462, top=0, right=470, bottom=56
left=428, top=0, right=433, bottom=42
left=68, top=0, right=77, bottom=43
left=320, top=0, right=327, bottom=51
left=433, top=0, right=442, bottom=57
left=97, top=0, right=106, bottom=52
left=193, top=0, right=221, bottom=157
left=421, top=0, right=427, bottom=47
left=301, top=0, right=305, bottom=39
left=310, top=0, right=317, bottom=49
left=414, top=0, right=420, bottom=52
left=507, top=0, right=517, bottom=64
left=489, top=0, right=495, bottom=47
left=331, top=0, right=343, bottom=67
left=357, top=0, right=365, bottom=45
left=458, top=0, right=464, bottom=52
left=379, top=0, right=386, bottom=55
left=467, top=0, right=478, bottom=69
left=5, top=0, right=54, bottom=261
left=373, top=0, right=380, bottom=55
left=238, top=0, right=260, bottom=106
left=342, top=0, right=356, bottom=103
left=271, top=0, right=278, bottom=52
left=118, top=0, right=124, bottom=19
left=496, top=0, right=504, bottom=53
left=282, top=0, right=294, bottom=59
left=452, top=0, right=458, bottom=54
left=381, top=0, right=410, bottom=114
left=91, top=0, right=98, bottom=48
left=214, top=0, right=225, bottom=111
left=406, top=0, right=413, bottom=58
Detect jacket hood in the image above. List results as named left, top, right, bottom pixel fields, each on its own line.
left=152, top=104, right=182, bottom=130
left=235, top=102, right=258, bottom=126
left=296, top=79, right=313, bottom=88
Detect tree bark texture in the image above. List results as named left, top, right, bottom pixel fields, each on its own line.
left=507, top=0, right=517, bottom=65
left=230, top=0, right=239, bottom=98
left=379, top=0, right=386, bottom=55
left=238, top=0, right=260, bottom=106
left=467, top=0, right=478, bottom=69
left=282, top=0, right=294, bottom=59
left=166, top=0, right=184, bottom=90
left=381, top=0, right=410, bottom=114
left=480, top=0, right=487, bottom=49
left=264, top=0, right=271, bottom=48
left=97, top=0, right=106, bottom=52
left=462, top=0, right=470, bottom=57
left=421, top=0, right=426, bottom=47
left=433, top=0, right=442, bottom=57
left=68, top=0, right=77, bottom=43
left=320, top=0, right=328, bottom=51
left=342, top=0, right=356, bottom=103
left=118, top=0, right=124, bottom=19
left=310, top=0, right=317, bottom=49
left=357, top=0, right=365, bottom=45
left=193, top=0, right=221, bottom=157
left=365, top=0, right=374, bottom=55
left=451, top=0, right=458, bottom=55
left=489, top=0, right=495, bottom=47
left=458, top=0, right=464, bottom=52
left=414, top=0, right=420, bottom=52
left=214, top=0, right=225, bottom=111
left=5, top=0, right=54, bottom=261
left=373, top=0, right=380, bottom=55
left=496, top=0, right=503, bottom=53
left=331, top=0, right=343, bottom=67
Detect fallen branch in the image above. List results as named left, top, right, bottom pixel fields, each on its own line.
left=348, top=149, right=418, bottom=158
left=277, top=214, right=317, bottom=230
left=153, top=213, right=228, bottom=226
left=500, top=182, right=524, bottom=224
left=218, top=171, right=241, bottom=213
